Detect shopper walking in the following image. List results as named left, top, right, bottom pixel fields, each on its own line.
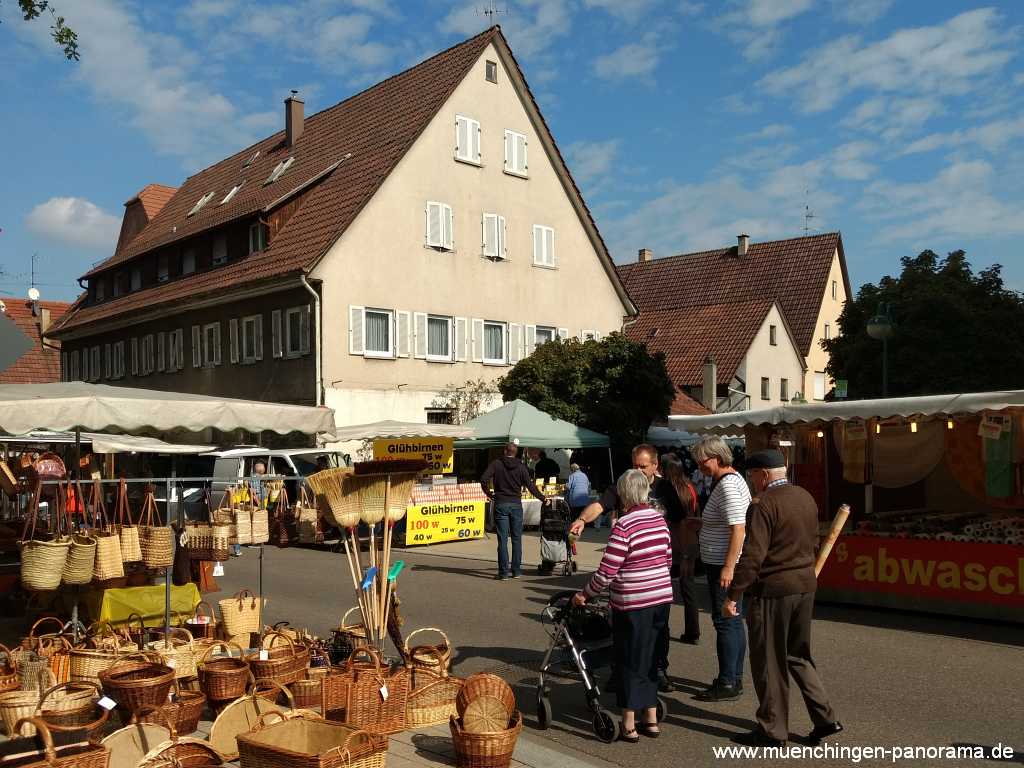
left=481, top=442, right=546, bottom=580
left=656, top=453, right=701, bottom=644
left=724, top=450, right=843, bottom=747
left=565, top=463, right=591, bottom=516
left=692, top=436, right=750, bottom=701
left=573, top=469, right=672, bottom=743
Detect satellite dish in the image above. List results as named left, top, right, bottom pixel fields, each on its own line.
left=27, top=287, right=40, bottom=301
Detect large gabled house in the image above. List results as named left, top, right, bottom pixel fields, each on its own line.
left=0, top=298, right=69, bottom=384
left=47, top=27, right=636, bottom=434
left=618, top=233, right=851, bottom=409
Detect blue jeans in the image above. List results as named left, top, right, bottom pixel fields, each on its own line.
left=494, top=502, right=524, bottom=576
left=706, top=562, right=746, bottom=687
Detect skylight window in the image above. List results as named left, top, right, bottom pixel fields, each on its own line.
left=243, top=150, right=260, bottom=168
left=187, top=191, right=215, bottom=217
left=220, top=182, right=244, bottom=205
left=264, top=157, right=294, bottom=185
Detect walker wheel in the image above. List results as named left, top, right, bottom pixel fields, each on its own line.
left=656, top=696, right=667, bottom=723
left=536, top=689, right=552, bottom=731
left=593, top=709, right=616, bottom=743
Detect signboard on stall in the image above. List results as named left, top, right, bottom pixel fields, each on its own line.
left=404, top=500, right=486, bottom=546
left=373, top=437, right=454, bottom=474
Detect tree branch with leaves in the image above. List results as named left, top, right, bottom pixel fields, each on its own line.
left=2, top=0, right=79, bottom=60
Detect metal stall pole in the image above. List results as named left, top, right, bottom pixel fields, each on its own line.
left=165, top=474, right=173, bottom=638
left=606, top=447, right=615, bottom=487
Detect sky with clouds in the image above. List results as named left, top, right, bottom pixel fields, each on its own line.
left=1, top=0, right=1022, bottom=302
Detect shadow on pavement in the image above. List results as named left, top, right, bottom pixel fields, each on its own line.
left=813, top=601, right=1024, bottom=646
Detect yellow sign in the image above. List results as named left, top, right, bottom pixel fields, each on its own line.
left=373, top=437, right=454, bottom=474
left=404, top=500, right=485, bottom=546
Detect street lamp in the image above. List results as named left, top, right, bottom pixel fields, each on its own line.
left=866, top=303, right=895, bottom=397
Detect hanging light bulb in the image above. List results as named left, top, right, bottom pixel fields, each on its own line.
left=875, top=423, right=881, bottom=434
left=947, top=420, right=954, bottom=430
left=816, top=430, right=824, bottom=438
left=910, top=421, right=918, bottom=433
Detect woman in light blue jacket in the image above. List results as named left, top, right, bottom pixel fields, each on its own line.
left=565, top=463, right=592, bottom=520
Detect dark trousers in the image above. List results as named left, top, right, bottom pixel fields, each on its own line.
left=678, top=570, right=700, bottom=639
left=706, top=562, right=746, bottom=687
left=612, top=603, right=670, bottom=711
left=494, top=502, right=524, bottom=576
left=746, top=592, right=837, bottom=741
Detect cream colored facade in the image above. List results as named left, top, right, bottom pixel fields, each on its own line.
left=734, top=303, right=807, bottom=409
left=312, top=42, right=631, bottom=426
left=804, top=249, right=847, bottom=400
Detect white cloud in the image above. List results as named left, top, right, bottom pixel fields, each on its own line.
left=741, top=123, right=794, bottom=141
left=566, top=139, right=621, bottom=187
left=583, top=0, right=657, bottom=23
left=760, top=9, right=1016, bottom=113
left=26, top=197, right=120, bottom=251
left=901, top=116, right=1024, bottom=156
left=842, top=95, right=944, bottom=140
left=443, top=0, right=573, bottom=60
left=830, top=0, right=894, bottom=25
left=593, top=40, right=661, bottom=81
left=712, top=0, right=814, bottom=61
left=830, top=141, right=878, bottom=180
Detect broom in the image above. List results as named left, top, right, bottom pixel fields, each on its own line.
left=358, top=474, right=388, bottom=645
left=378, top=472, right=416, bottom=639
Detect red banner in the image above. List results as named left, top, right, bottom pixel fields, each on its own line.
left=818, top=535, right=1024, bottom=608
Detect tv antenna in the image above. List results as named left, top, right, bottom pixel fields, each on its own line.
left=802, top=190, right=817, bottom=235
left=478, top=2, right=508, bottom=22
left=31, top=252, right=39, bottom=288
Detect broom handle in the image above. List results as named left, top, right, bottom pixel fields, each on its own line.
left=815, top=504, right=851, bottom=577
left=341, top=535, right=369, bottom=642
left=381, top=578, right=394, bottom=648
left=379, top=477, right=392, bottom=641
left=369, top=527, right=379, bottom=647
left=347, top=528, right=373, bottom=644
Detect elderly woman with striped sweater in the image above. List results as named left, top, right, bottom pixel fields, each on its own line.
left=573, top=469, right=673, bottom=743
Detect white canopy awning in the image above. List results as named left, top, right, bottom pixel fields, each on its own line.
left=0, top=382, right=337, bottom=437
left=330, top=420, right=474, bottom=442
left=668, top=390, right=1024, bottom=433
left=0, top=430, right=214, bottom=454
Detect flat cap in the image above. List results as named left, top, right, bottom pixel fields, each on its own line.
left=745, top=449, right=786, bottom=470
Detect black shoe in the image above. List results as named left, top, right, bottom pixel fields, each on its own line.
left=496, top=573, right=511, bottom=581
left=679, top=634, right=700, bottom=645
left=733, top=728, right=784, bottom=748
left=695, top=680, right=742, bottom=702
left=657, top=671, right=675, bottom=693
left=807, top=721, right=844, bottom=745
left=511, top=572, right=520, bottom=579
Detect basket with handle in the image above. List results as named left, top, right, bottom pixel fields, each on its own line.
left=8, top=717, right=111, bottom=768
left=294, top=487, right=320, bottom=545
left=85, top=621, right=139, bottom=653
left=123, top=612, right=151, bottom=649
left=246, top=632, right=310, bottom=687
left=449, top=710, right=522, bottom=768
left=213, top=492, right=239, bottom=545
left=406, top=646, right=464, bottom=728
left=89, top=479, right=124, bottom=584
left=197, top=641, right=249, bottom=706
left=184, top=600, right=218, bottom=640
left=287, top=677, right=322, bottom=711
left=329, top=607, right=366, bottom=665
left=340, top=645, right=408, bottom=735
left=0, top=643, right=18, bottom=693
left=138, top=678, right=205, bottom=735
left=34, top=680, right=109, bottom=741
left=0, top=668, right=56, bottom=737
left=114, top=478, right=143, bottom=563
left=16, top=618, right=71, bottom=687
left=61, top=482, right=97, bottom=586
left=97, top=652, right=175, bottom=724
left=144, top=627, right=198, bottom=680
left=220, top=588, right=262, bottom=638
left=233, top=489, right=254, bottom=546
left=250, top=487, right=270, bottom=546
left=139, top=487, right=175, bottom=569
left=68, top=628, right=128, bottom=685
left=19, top=479, right=71, bottom=592
left=185, top=492, right=214, bottom=561
left=404, top=627, right=452, bottom=673
left=236, top=709, right=388, bottom=768
left=134, top=704, right=225, bottom=768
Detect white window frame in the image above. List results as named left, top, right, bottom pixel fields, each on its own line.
left=581, top=330, right=600, bottom=342
left=769, top=324, right=777, bottom=346
left=482, top=320, right=507, bottom=366
left=813, top=372, right=826, bottom=401
left=249, top=222, right=268, bottom=254
left=485, top=60, right=498, bottom=83
left=113, top=341, right=126, bottom=379
left=90, top=346, right=101, bottom=382
left=532, top=225, right=555, bottom=268
left=203, top=322, right=221, bottom=367
left=482, top=213, right=506, bottom=259
left=220, top=182, right=244, bottom=205
left=454, top=115, right=481, bottom=165
left=780, top=378, right=789, bottom=402
left=832, top=280, right=838, bottom=300
left=426, top=315, right=453, bottom=363
left=285, top=306, right=310, bottom=358
left=173, top=329, right=184, bottom=371
left=824, top=323, right=831, bottom=340
left=264, top=156, right=294, bottom=185
left=761, top=377, right=770, bottom=401
left=425, top=202, right=454, bottom=250
left=187, top=191, right=215, bottom=217
left=504, top=129, right=528, bottom=177
left=534, top=325, right=556, bottom=351
left=212, top=235, right=228, bottom=266
left=140, top=335, right=154, bottom=376
left=363, top=308, right=394, bottom=359
left=241, top=314, right=263, bottom=364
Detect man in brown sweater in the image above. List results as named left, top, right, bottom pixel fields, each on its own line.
left=722, top=449, right=843, bottom=747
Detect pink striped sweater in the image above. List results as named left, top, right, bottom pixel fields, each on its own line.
left=582, top=505, right=673, bottom=611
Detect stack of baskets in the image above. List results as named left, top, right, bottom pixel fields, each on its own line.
left=97, top=652, right=175, bottom=724
left=34, top=680, right=109, bottom=741
left=246, top=632, right=311, bottom=687
left=197, top=641, right=249, bottom=713
left=144, top=627, right=198, bottom=680
left=450, top=674, right=522, bottom=768
left=404, top=629, right=463, bottom=728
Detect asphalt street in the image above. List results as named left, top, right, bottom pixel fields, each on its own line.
left=217, top=538, right=1024, bottom=768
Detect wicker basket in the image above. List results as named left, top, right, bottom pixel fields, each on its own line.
left=135, top=705, right=225, bottom=768
left=220, top=589, right=262, bottom=638
left=61, top=532, right=97, bottom=586
left=123, top=613, right=151, bottom=649
left=329, top=608, right=367, bottom=665
left=237, top=710, right=387, bottom=768
left=251, top=506, right=270, bottom=545
left=198, top=641, right=249, bottom=705
left=246, top=632, right=310, bottom=687
left=115, top=479, right=143, bottom=563
left=34, top=680, right=109, bottom=741
left=456, top=674, right=515, bottom=719
left=235, top=505, right=253, bottom=546
left=288, top=678, right=322, bottom=711
left=14, top=621, right=71, bottom=689
left=184, top=601, right=218, bottom=640
left=138, top=679, right=206, bottom=735
left=0, top=643, right=18, bottom=693
left=0, top=668, right=56, bottom=737
left=90, top=480, right=125, bottom=583
left=449, top=711, right=522, bottom=768
left=9, top=717, right=111, bottom=768
left=19, top=485, right=71, bottom=592
left=145, top=627, right=198, bottom=680
left=69, top=630, right=129, bottom=685
left=139, top=491, right=175, bottom=569
left=341, top=646, right=408, bottom=735
left=97, top=654, right=175, bottom=723
left=405, top=627, right=452, bottom=672
left=406, top=647, right=464, bottom=728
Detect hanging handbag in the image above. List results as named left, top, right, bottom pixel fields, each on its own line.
left=90, top=480, right=124, bottom=584
left=115, top=478, right=143, bottom=563
left=61, top=482, right=97, bottom=586
left=19, top=479, right=71, bottom=592
left=139, top=487, right=175, bottom=569
left=294, top=486, right=320, bottom=544
left=250, top=481, right=270, bottom=545
left=270, top=486, right=292, bottom=548
left=233, top=487, right=253, bottom=546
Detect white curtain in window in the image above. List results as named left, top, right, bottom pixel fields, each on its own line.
left=428, top=317, right=449, bottom=357
left=484, top=324, right=503, bottom=361
left=365, top=312, right=390, bottom=353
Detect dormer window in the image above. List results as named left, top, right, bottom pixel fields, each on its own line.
left=264, top=157, right=294, bottom=185
left=157, top=254, right=169, bottom=283
left=249, top=222, right=268, bottom=253
left=220, top=183, right=243, bottom=205
left=130, top=267, right=141, bottom=291
left=182, top=249, right=196, bottom=275
left=187, top=191, right=216, bottom=216
left=95, top=277, right=106, bottom=302
left=212, top=235, right=228, bottom=266
left=243, top=150, right=260, bottom=168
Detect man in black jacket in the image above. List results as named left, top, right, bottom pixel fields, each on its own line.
left=481, top=442, right=546, bottom=580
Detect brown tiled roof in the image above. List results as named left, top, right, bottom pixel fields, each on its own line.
left=670, top=390, right=710, bottom=416
left=617, top=233, right=846, bottom=356
left=53, top=26, right=631, bottom=338
left=628, top=299, right=774, bottom=386
left=131, top=184, right=177, bottom=220
left=0, top=301, right=69, bottom=384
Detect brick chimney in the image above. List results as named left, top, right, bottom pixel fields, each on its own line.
left=285, top=91, right=304, bottom=147
left=737, top=233, right=749, bottom=257
left=638, top=247, right=653, bottom=263
left=701, top=355, right=717, bottom=413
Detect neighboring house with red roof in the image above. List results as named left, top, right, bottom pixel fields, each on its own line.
left=0, top=299, right=69, bottom=384
left=617, top=233, right=850, bottom=410
left=47, top=27, right=636, bottom=426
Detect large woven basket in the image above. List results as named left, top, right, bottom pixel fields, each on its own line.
left=61, top=532, right=97, bottom=586
left=406, top=647, right=464, bottom=728
left=198, top=641, right=249, bottom=705
left=456, top=674, right=515, bottom=719
left=405, top=627, right=452, bottom=672
left=0, top=667, right=56, bottom=737
left=138, top=679, right=205, bottom=735
left=135, top=705, right=225, bottom=768
left=341, top=646, right=408, bottom=735
left=139, top=491, right=174, bottom=569
left=145, top=627, right=198, bottom=680
left=9, top=717, right=111, bottom=768
left=115, top=479, right=143, bottom=563
left=184, top=601, right=218, bottom=640
left=69, top=629, right=130, bottom=685
left=236, top=710, right=387, bottom=768
left=329, top=608, right=367, bottom=664
left=90, top=481, right=125, bottom=582
left=97, top=654, right=175, bottom=724
left=288, top=678, right=322, bottom=711
left=246, top=632, right=310, bottom=687
left=220, top=589, right=262, bottom=638
left=235, top=506, right=253, bottom=546
left=34, top=680, right=109, bottom=741
left=450, top=711, right=522, bottom=768
left=251, top=507, right=270, bottom=545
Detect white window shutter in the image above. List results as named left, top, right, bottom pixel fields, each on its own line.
left=557, top=327, right=568, bottom=341
left=471, top=318, right=484, bottom=362
left=413, top=312, right=428, bottom=359
left=131, top=338, right=139, bottom=375
left=176, top=330, right=185, bottom=370
left=426, top=202, right=442, bottom=247
left=525, top=325, right=537, bottom=355
left=156, top=333, right=165, bottom=371
left=299, top=305, right=310, bottom=354
left=454, top=317, right=468, bottom=362
left=444, top=204, right=454, bottom=249
left=546, top=228, right=556, bottom=267
left=229, top=320, right=239, bottom=363
left=213, top=325, right=222, bottom=365
left=532, top=226, right=542, bottom=264
left=347, top=306, right=363, bottom=356
left=397, top=311, right=411, bottom=357
left=517, top=133, right=527, bottom=173
left=503, top=130, right=511, bottom=171
left=455, top=117, right=467, bottom=160
left=192, top=326, right=201, bottom=368
left=482, top=214, right=496, bottom=257
left=508, top=323, right=522, bottom=364
left=473, top=120, right=481, bottom=163
left=497, top=215, right=506, bottom=259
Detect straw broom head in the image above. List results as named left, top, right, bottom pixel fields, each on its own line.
left=385, top=473, right=418, bottom=524
left=308, top=467, right=362, bottom=529
left=358, top=475, right=388, bottom=526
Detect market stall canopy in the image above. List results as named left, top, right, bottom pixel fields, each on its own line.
left=646, top=426, right=701, bottom=446
left=330, top=420, right=473, bottom=441
left=0, top=429, right=215, bottom=454
left=668, top=389, right=1024, bottom=433
left=0, top=382, right=337, bottom=437
left=455, top=399, right=609, bottom=449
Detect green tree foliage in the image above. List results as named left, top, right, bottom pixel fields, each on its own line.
left=428, top=378, right=499, bottom=425
left=498, top=333, right=675, bottom=468
left=3, top=1, right=79, bottom=60
left=823, top=250, right=1024, bottom=398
